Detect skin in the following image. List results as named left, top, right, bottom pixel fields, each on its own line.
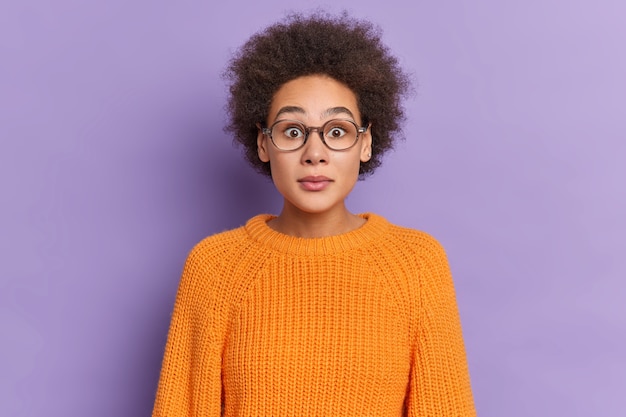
left=257, top=74, right=372, bottom=238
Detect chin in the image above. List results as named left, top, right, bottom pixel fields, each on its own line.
left=286, top=199, right=344, bottom=216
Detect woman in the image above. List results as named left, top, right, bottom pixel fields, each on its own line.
left=153, top=12, right=476, bottom=417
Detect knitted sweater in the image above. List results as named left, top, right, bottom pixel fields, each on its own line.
left=153, top=213, right=475, bottom=416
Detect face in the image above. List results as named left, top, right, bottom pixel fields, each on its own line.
left=257, top=75, right=372, bottom=217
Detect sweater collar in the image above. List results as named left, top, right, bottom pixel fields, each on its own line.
left=244, top=213, right=389, bottom=256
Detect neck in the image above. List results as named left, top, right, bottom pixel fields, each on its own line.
left=268, top=203, right=365, bottom=238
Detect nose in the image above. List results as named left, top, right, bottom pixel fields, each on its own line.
left=301, top=128, right=328, bottom=165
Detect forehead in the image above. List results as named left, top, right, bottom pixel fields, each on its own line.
left=267, top=75, right=360, bottom=123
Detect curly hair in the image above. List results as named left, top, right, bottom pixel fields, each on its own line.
left=224, top=11, right=411, bottom=178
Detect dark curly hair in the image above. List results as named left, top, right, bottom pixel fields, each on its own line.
left=224, top=11, right=411, bottom=178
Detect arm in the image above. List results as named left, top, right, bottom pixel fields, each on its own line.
left=152, top=249, right=223, bottom=417
left=406, top=237, right=476, bottom=416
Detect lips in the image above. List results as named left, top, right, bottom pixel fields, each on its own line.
left=298, top=176, right=333, bottom=191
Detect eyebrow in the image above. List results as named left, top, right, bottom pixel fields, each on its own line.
left=273, top=106, right=356, bottom=121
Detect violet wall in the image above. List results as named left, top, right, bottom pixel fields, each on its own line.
left=1, top=1, right=625, bottom=416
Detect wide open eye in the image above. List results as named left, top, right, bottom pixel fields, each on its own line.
left=271, top=121, right=307, bottom=150
left=283, top=126, right=305, bottom=139
left=324, top=120, right=356, bottom=141
left=327, top=126, right=347, bottom=138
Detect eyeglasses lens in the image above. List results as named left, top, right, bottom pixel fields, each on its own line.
left=271, top=119, right=358, bottom=151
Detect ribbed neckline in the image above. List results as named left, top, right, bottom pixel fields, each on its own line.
left=244, top=213, right=390, bottom=256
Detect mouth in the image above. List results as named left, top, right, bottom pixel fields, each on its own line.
left=297, top=176, right=333, bottom=191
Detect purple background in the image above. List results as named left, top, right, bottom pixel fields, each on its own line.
left=1, top=1, right=625, bottom=416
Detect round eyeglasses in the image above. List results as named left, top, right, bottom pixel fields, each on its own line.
left=261, top=119, right=368, bottom=151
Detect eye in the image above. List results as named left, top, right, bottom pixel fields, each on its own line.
left=283, top=126, right=305, bottom=139
left=325, top=120, right=356, bottom=140
left=326, top=127, right=347, bottom=139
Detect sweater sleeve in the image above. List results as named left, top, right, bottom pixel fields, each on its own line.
left=406, top=236, right=476, bottom=417
left=152, top=248, right=223, bottom=417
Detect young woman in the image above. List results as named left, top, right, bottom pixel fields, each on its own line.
left=153, top=13, right=476, bottom=417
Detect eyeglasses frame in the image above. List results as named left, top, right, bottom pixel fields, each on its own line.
left=259, top=118, right=369, bottom=152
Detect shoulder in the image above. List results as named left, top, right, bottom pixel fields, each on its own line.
left=182, top=214, right=274, bottom=278
left=182, top=217, right=261, bottom=279
left=188, top=224, right=249, bottom=265
left=362, top=214, right=452, bottom=291
left=372, top=214, right=449, bottom=263
left=374, top=216, right=457, bottom=306
left=176, top=217, right=267, bottom=300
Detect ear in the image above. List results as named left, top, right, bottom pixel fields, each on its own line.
left=359, top=124, right=373, bottom=163
left=257, top=124, right=270, bottom=163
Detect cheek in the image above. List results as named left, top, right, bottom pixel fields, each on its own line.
left=341, top=153, right=364, bottom=174
left=267, top=154, right=294, bottom=182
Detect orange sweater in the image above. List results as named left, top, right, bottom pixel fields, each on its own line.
left=153, top=213, right=475, bottom=416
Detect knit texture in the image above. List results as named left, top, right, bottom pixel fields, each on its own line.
left=153, top=213, right=476, bottom=416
